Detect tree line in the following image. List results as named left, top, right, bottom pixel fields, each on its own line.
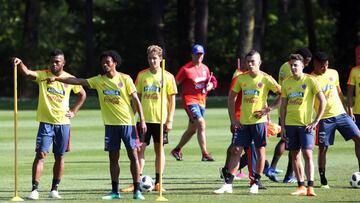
left=1, top=0, right=359, bottom=97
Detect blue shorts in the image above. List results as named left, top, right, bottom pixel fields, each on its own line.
left=315, top=113, right=360, bottom=147
left=285, top=126, right=314, bottom=150
left=185, top=104, right=205, bottom=121
left=231, top=123, right=267, bottom=148
left=104, top=125, right=139, bottom=151
left=355, top=114, right=360, bottom=129
left=35, top=122, right=70, bottom=155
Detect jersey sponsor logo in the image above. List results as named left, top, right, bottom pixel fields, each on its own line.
left=301, top=84, right=307, bottom=89
left=103, top=90, right=120, bottom=96
left=244, top=97, right=258, bottom=104
left=143, top=93, right=159, bottom=100
left=322, top=84, right=334, bottom=92
left=104, top=96, right=120, bottom=104
left=243, top=89, right=259, bottom=96
left=144, top=86, right=160, bottom=92
left=194, top=77, right=207, bottom=83
left=288, top=92, right=304, bottom=98
left=288, top=98, right=303, bottom=105
left=47, top=87, right=65, bottom=96
left=257, top=82, right=263, bottom=88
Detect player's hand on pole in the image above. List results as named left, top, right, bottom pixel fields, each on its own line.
left=164, top=121, right=172, bottom=132
left=12, top=57, right=22, bottom=66
left=205, top=82, right=213, bottom=92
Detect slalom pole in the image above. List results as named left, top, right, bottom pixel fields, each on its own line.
left=156, top=59, right=168, bottom=202
left=11, top=64, right=24, bottom=202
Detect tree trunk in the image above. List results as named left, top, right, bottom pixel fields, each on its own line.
left=84, top=0, right=95, bottom=77
left=195, top=0, right=208, bottom=46
left=253, top=0, right=267, bottom=53
left=238, top=0, right=256, bottom=61
left=177, top=0, right=195, bottom=66
left=303, top=0, right=317, bottom=52
left=22, top=0, right=40, bottom=97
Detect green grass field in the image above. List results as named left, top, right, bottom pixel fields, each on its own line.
left=1, top=109, right=360, bottom=202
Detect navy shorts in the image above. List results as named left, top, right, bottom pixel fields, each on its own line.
left=285, top=126, right=314, bottom=150
left=137, top=123, right=168, bottom=145
left=104, top=125, right=138, bottom=151
left=232, top=123, right=267, bottom=148
left=35, top=122, right=70, bottom=155
left=315, top=113, right=360, bottom=146
left=355, top=114, right=360, bottom=129
left=185, top=104, right=205, bottom=121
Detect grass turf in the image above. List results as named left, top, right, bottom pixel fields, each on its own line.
left=1, top=109, right=360, bottom=202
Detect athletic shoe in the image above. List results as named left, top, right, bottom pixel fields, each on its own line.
left=171, top=149, right=183, bottom=161
left=257, top=180, right=267, bottom=190
left=274, top=168, right=284, bottom=174
left=213, top=184, right=233, bottom=194
left=265, top=167, right=279, bottom=182
left=290, top=186, right=307, bottom=196
left=234, top=171, right=247, bottom=180
left=320, top=184, right=330, bottom=189
left=154, top=183, right=166, bottom=192
left=102, top=192, right=121, bottom=200
left=120, top=184, right=134, bottom=192
left=133, top=190, right=145, bottom=200
left=283, top=176, right=297, bottom=183
left=201, top=153, right=214, bottom=161
left=249, top=183, right=259, bottom=194
left=28, top=190, right=39, bottom=200
left=307, top=186, right=316, bottom=196
left=48, top=190, right=61, bottom=199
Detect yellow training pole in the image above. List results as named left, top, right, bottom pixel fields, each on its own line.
left=156, top=59, right=168, bottom=201
left=11, top=64, right=24, bottom=201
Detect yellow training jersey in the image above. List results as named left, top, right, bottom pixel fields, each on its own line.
left=87, top=72, right=136, bottom=125
left=35, top=70, right=82, bottom=124
left=312, top=69, right=345, bottom=119
left=231, top=71, right=281, bottom=124
left=135, top=68, right=177, bottom=124
left=282, top=74, right=321, bottom=126
left=348, top=66, right=360, bottom=114
left=278, top=62, right=292, bottom=86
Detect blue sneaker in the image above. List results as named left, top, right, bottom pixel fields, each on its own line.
left=133, top=190, right=145, bottom=200
left=102, top=192, right=121, bottom=200
left=274, top=168, right=284, bottom=174
left=265, top=167, right=279, bottom=182
left=283, top=176, right=297, bottom=183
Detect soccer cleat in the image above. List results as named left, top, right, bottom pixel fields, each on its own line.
left=102, top=192, right=121, bottom=200
left=257, top=180, right=267, bottom=190
left=320, top=184, right=330, bottom=189
left=213, top=184, right=233, bottom=194
left=234, top=171, right=247, bottom=180
left=274, top=168, right=284, bottom=174
left=28, top=190, right=39, bottom=200
left=133, top=190, right=145, bottom=200
left=265, top=167, right=279, bottom=182
left=154, top=183, right=166, bottom=192
left=171, top=149, right=183, bottom=161
left=290, top=186, right=307, bottom=196
left=283, top=176, right=297, bottom=183
left=48, top=190, right=61, bottom=199
left=120, top=184, right=134, bottom=192
left=307, top=186, right=317, bottom=196
left=201, top=153, right=214, bottom=161
left=249, top=183, right=259, bottom=194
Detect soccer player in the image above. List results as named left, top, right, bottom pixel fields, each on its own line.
left=171, top=44, right=217, bottom=161
left=47, top=50, right=147, bottom=200
left=122, top=45, right=177, bottom=192
left=312, top=51, right=360, bottom=188
left=12, top=49, right=86, bottom=200
left=281, top=54, right=326, bottom=196
left=266, top=48, right=312, bottom=183
left=214, top=50, right=281, bottom=194
left=348, top=53, right=360, bottom=130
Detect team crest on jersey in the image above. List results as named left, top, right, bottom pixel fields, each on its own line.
left=118, top=82, right=123, bottom=88
left=329, top=77, right=334, bottom=82
left=257, top=82, right=263, bottom=88
left=301, top=84, right=307, bottom=89
left=143, top=80, right=147, bottom=85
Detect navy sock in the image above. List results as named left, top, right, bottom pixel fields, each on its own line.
left=32, top=180, right=39, bottom=191
left=51, top=179, right=60, bottom=191
left=111, top=181, right=118, bottom=193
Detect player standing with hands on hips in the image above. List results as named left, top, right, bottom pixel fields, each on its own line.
left=171, top=44, right=217, bottom=161
left=13, top=49, right=86, bottom=200
left=47, top=50, right=147, bottom=200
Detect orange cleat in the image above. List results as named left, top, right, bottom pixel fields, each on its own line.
left=120, top=184, right=134, bottom=192
left=154, top=183, right=166, bottom=192
left=290, top=186, right=307, bottom=196
left=307, top=186, right=316, bottom=196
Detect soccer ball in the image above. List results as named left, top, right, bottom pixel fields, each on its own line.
left=349, top=172, right=360, bottom=188
left=140, top=175, right=154, bottom=192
